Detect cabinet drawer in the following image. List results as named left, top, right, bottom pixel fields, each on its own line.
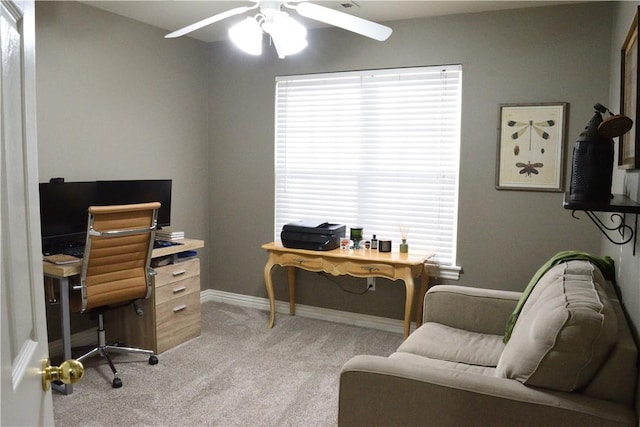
left=339, top=261, right=396, bottom=278
left=154, top=258, right=200, bottom=286
left=154, top=275, right=199, bottom=305
left=277, top=253, right=323, bottom=270
left=156, top=292, right=201, bottom=353
left=157, top=320, right=201, bottom=354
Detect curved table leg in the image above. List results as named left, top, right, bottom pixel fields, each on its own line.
left=264, top=257, right=277, bottom=329
left=287, top=266, right=296, bottom=316
left=400, top=272, right=415, bottom=339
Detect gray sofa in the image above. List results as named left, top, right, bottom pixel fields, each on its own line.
left=339, top=260, right=638, bottom=426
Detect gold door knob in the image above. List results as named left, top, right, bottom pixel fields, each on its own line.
left=41, top=359, right=84, bottom=391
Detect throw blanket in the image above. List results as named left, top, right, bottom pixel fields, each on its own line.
left=503, top=251, right=615, bottom=343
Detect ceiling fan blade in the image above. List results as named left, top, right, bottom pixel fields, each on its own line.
left=165, top=5, right=255, bottom=39
left=295, top=2, right=392, bottom=41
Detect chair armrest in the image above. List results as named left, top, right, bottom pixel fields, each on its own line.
left=339, top=355, right=636, bottom=427
left=423, top=285, right=521, bottom=335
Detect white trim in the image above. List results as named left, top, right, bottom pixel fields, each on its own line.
left=429, top=263, right=462, bottom=280
left=276, top=64, right=462, bottom=82
left=201, top=289, right=412, bottom=335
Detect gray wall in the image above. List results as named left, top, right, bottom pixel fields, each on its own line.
left=607, top=1, right=640, bottom=341
left=35, top=1, right=210, bottom=338
left=208, top=3, right=610, bottom=319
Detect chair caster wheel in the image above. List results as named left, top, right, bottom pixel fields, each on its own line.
left=112, top=377, right=123, bottom=388
left=149, top=355, right=158, bottom=365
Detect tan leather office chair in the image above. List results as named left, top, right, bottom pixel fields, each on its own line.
left=72, top=202, right=160, bottom=388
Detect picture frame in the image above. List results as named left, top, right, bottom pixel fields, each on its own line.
left=620, top=6, right=640, bottom=170
left=496, top=102, right=568, bottom=192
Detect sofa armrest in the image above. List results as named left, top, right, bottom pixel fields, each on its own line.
left=423, top=285, right=521, bottom=335
left=339, top=355, right=636, bottom=427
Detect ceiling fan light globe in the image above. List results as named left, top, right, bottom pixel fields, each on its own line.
left=275, top=37, right=307, bottom=58
left=262, top=14, right=307, bottom=58
left=229, top=17, right=263, bottom=56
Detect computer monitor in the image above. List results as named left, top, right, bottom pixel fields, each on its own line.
left=39, top=181, right=98, bottom=248
left=39, top=179, right=172, bottom=253
left=96, top=180, right=172, bottom=227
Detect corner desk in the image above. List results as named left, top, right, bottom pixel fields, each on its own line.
left=43, top=238, right=204, bottom=394
left=262, top=241, right=435, bottom=338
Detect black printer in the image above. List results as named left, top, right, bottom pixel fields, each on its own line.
left=281, top=220, right=346, bottom=251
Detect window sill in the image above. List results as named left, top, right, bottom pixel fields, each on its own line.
left=427, top=263, right=461, bottom=280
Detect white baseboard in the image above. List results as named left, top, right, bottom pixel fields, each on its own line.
left=201, top=289, right=410, bottom=335
left=48, top=290, right=409, bottom=357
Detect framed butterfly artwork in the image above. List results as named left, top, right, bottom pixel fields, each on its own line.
left=496, top=102, right=568, bottom=192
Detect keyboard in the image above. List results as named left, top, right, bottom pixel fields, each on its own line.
left=54, top=241, right=181, bottom=257
left=62, top=245, right=85, bottom=258
left=154, top=240, right=184, bottom=249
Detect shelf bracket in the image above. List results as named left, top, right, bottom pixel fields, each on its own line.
left=571, top=210, right=637, bottom=255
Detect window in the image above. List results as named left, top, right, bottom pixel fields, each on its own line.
left=274, top=65, right=462, bottom=275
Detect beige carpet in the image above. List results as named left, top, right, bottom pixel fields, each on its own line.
left=53, top=300, right=403, bottom=426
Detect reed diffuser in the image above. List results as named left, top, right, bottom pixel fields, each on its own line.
left=399, top=226, right=409, bottom=253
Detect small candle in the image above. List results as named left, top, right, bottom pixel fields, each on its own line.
left=350, top=227, right=363, bottom=240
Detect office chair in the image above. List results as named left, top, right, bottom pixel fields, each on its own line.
left=71, top=202, right=160, bottom=388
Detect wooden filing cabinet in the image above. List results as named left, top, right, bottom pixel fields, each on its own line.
left=153, top=258, right=201, bottom=353
left=107, top=257, right=201, bottom=354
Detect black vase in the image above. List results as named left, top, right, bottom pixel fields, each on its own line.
left=569, top=110, right=614, bottom=203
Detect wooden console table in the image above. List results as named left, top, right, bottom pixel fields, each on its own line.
left=262, top=241, right=435, bottom=338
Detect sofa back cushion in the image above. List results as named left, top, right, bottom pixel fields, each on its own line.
left=495, top=260, right=617, bottom=392
left=582, top=281, right=638, bottom=405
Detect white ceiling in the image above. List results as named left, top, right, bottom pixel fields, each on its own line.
left=81, top=1, right=585, bottom=43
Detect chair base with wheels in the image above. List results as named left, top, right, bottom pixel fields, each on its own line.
left=77, top=310, right=158, bottom=388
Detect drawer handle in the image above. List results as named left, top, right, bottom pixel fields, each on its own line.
left=295, top=258, right=306, bottom=265
left=172, top=269, right=187, bottom=277
left=362, top=266, right=380, bottom=273
left=173, top=304, right=187, bottom=313
left=172, top=286, right=187, bottom=294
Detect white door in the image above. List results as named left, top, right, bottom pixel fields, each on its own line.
left=0, top=0, right=55, bottom=425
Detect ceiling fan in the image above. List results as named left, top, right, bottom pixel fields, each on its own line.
left=165, top=1, right=393, bottom=58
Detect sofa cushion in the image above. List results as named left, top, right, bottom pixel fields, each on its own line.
left=398, top=322, right=504, bottom=367
left=503, top=251, right=615, bottom=342
left=389, top=352, right=498, bottom=377
left=496, top=260, right=617, bottom=392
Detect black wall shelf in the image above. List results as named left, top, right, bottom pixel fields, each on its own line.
left=563, top=194, right=640, bottom=255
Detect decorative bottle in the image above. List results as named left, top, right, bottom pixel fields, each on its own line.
left=399, top=226, right=409, bottom=253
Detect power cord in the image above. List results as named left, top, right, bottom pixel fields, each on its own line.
left=316, top=272, right=371, bottom=295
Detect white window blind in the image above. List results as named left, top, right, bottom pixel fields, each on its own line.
left=274, top=65, right=462, bottom=267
